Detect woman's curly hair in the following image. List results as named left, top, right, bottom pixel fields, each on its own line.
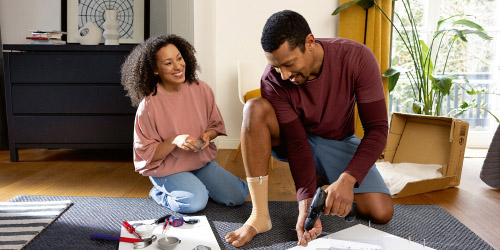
left=121, top=34, right=200, bottom=107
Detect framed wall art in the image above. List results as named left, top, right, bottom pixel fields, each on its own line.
left=62, top=0, right=150, bottom=44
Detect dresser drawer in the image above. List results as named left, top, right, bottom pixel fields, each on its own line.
left=8, top=52, right=127, bottom=84
left=12, top=85, right=136, bottom=114
left=12, top=116, right=134, bottom=143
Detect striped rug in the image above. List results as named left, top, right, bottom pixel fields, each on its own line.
left=0, top=200, right=72, bottom=250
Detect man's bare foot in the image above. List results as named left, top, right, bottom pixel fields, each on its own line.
left=225, top=225, right=258, bottom=247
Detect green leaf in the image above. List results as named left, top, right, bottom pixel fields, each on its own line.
left=430, top=75, right=453, bottom=95
left=437, top=15, right=462, bottom=30
left=382, top=66, right=403, bottom=77
left=357, top=0, right=375, bottom=10
left=383, top=66, right=406, bottom=92
left=413, top=101, right=424, bottom=114
left=388, top=74, right=400, bottom=92
left=419, top=40, right=434, bottom=76
left=331, top=0, right=374, bottom=15
left=437, top=14, right=474, bottom=30
left=332, top=1, right=359, bottom=15
left=461, top=30, right=493, bottom=40
left=450, top=29, right=467, bottom=42
left=452, top=19, right=484, bottom=31
left=460, top=100, right=475, bottom=109
left=382, top=67, right=404, bottom=92
left=466, top=89, right=477, bottom=95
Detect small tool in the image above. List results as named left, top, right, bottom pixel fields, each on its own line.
left=132, top=214, right=173, bottom=228
left=169, top=216, right=184, bottom=227
left=194, top=140, right=205, bottom=150
left=184, top=217, right=200, bottom=224
left=90, top=233, right=142, bottom=243
left=133, top=235, right=157, bottom=249
left=155, top=214, right=172, bottom=225
left=123, top=221, right=142, bottom=238
left=162, top=218, right=169, bottom=235
left=91, top=233, right=157, bottom=248
left=303, top=187, right=357, bottom=234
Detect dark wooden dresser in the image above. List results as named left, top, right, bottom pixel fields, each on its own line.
left=3, top=44, right=137, bottom=161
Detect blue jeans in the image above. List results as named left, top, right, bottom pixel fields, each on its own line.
left=149, top=160, right=249, bottom=213
left=272, top=135, right=390, bottom=195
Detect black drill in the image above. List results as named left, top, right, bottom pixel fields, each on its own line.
left=304, top=187, right=357, bottom=231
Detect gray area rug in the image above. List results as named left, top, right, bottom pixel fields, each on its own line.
left=9, top=195, right=492, bottom=250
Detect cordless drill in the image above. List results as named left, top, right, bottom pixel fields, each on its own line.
left=304, top=187, right=357, bottom=232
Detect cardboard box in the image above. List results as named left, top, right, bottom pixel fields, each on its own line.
left=384, top=112, right=469, bottom=198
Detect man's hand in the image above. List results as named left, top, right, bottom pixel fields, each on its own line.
left=324, top=173, right=356, bottom=217
left=296, top=198, right=322, bottom=246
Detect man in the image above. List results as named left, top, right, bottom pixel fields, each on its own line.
left=225, top=10, right=394, bottom=247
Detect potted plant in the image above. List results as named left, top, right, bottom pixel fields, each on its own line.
left=333, top=0, right=498, bottom=122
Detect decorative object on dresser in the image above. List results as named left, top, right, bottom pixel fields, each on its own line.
left=74, top=22, right=103, bottom=45
left=103, top=9, right=121, bottom=45
left=2, top=44, right=137, bottom=162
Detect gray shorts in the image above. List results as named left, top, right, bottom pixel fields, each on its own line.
left=271, top=134, right=390, bottom=195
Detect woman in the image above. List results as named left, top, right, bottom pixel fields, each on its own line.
left=121, top=34, right=249, bottom=213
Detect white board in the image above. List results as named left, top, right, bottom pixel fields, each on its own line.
left=288, top=224, right=435, bottom=250
left=118, top=216, right=220, bottom=250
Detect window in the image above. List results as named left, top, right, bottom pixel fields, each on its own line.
left=388, top=0, right=500, bottom=147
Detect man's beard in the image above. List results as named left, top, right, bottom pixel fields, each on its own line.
left=290, top=73, right=308, bottom=85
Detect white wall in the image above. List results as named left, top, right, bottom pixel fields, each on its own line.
left=194, top=0, right=339, bottom=148
left=193, top=0, right=216, bottom=91
left=0, top=0, right=170, bottom=44
left=0, top=0, right=61, bottom=44
left=0, top=0, right=339, bottom=149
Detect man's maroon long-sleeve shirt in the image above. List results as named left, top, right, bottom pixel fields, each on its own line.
left=261, top=38, right=388, bottom=201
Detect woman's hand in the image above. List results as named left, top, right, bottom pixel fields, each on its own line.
left=199, top=129, right=218, bottom=151
left=172, top=134, right=201, bottom=151
left=200, top=133, right=211, bottom=150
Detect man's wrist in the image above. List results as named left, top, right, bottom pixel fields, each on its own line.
left=298, top=198, right=312, bottom=213
left=339, top=173, right=357, bottom=187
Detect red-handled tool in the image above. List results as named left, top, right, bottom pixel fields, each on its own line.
left=122, top=221, right=141, bottom=238
left=91, top=233, right=142, bottom=243
left=162, top=218, right=169, bottom=235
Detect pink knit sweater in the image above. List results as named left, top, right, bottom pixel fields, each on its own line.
left=133, top=80, right=226, bottom=177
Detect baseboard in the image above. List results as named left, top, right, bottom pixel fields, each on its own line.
left=215, top=138, right=240, bottom=149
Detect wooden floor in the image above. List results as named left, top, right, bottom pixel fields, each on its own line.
left=0, top=148, right=499, bottom=248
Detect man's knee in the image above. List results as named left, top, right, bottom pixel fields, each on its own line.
left=356, top=193, right=394, bottom=224
left=243, top=98, right=273, bottom=124
left=370, top=202, right=394, bottom=224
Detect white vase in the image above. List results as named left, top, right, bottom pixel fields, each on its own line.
left=103, top=9, right=120, bottom=45
left=75, top=22, right=102, bottom=45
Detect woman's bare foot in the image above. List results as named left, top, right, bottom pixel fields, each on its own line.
left=225, top=225, right=258, bottom=247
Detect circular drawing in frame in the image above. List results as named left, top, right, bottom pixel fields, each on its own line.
left=77, top=0, right=135, bottom=39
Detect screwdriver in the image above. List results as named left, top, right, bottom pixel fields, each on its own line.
left=122, top=221, right=141, bottom=238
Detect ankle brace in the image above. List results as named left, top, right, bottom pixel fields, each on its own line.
left=244, top=176, right=272, bottom=233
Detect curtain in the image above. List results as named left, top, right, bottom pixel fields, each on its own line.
left=338, top=0, right=393, bottom=138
